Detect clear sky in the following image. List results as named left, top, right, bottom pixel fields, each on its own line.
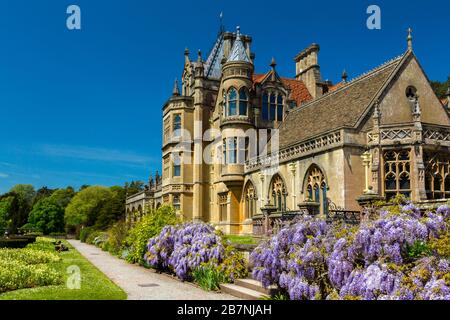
left=0, top=0, right=449, bottom=193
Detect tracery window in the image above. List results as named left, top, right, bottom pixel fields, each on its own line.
left=225, top=87, right=248, bottom=116
left=261, top=92, right=284, bottom=121
left=425, top=153, right=450, bottom=200
left=243, top=182, right=257, bottom=219
left=383, top=150, right=411, bottom=201
left=269, top=174, right=287, bottom=212
left=305, top=165, right=328, bottom=215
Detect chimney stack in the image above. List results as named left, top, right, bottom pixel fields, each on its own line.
left=294, top=44, right=322, bottom=98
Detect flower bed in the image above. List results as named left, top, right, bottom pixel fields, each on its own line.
left=250, top=203, right=450, bottom=300
left=0, top=238, right=63, bottom=293
left=144, top=222, right=247, bottom=290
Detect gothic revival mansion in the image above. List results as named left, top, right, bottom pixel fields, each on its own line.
left=147, top=27, right=450, bottom=235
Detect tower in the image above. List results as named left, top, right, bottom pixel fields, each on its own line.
left=216, top=26, right=255, bottom=233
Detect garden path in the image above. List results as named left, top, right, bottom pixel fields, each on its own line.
left=68, top=240, right=239, bottom=300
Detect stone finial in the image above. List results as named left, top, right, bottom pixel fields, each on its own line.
left=270, top=57, right=277, bottom=70
left=172, top=78, right=180, bottom=96
left=342, top=69, right=348, bottom=83
left=197, top=49, right=203, bottom=62
left=184, top=47, right=190, bottom=64
left=407, top=27, right=413, bottom=50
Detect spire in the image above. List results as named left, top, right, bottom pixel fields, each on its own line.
left=342, top=69, right=348, bottom=83
left=172, top=78, right=179, bottom=96
left=270, top=57, right=277, bottom=70
left=407, top=27, right=413, bottom=51
left=219, top=12, right=224, bottom=35
left=227, top=26, right=251, bottom=63
left=195, top=50, right=204, bottom=77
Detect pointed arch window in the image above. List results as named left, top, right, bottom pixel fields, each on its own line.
left=239, top=89, right=248, bottom=116
left=228, top=88, right=238, bottom=116
left=304, top=165, right=328, bottom=215
left=425, top=153, right=450, bottom=199
left=243, top=182, right=257, bottom=219
left=383, top=150, right=411, bottom=201
left=269, top=174, right=287, bottom=212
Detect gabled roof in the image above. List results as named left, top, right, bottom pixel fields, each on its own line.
left=227, top=28, right=250, bottom=63
left=252, top=74, right=312, bottom=106
left=278, top=54, right=405, bottom=148
left=441, top=98, right=448, bottom=107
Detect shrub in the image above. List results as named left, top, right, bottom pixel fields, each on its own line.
left=124, top=205, right=179, bottom=265
left=0, top=260, right=62, bottom=293
left=144, top=222, right=247, bottom=286
left=105, top=221, right=129, bottom=256
left=192, top=264, right=226, bottom=291
left=0, top=238, right=29, bottom=249
left=0, top=240, right=63, bottom=293
left=216, top=245, right=248, bottom=282
left=79, top=226, right=95, bottom=243
left=250, top=203, right=450, bottom=300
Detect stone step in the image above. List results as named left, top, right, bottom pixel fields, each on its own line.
left=220, top=283, right=269, bottom=300
left=234, top=278, right=278, bottom=296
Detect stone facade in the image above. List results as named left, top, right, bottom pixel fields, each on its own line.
left=157, top=27, right=450, bottom=235
left=125, top=172, right=162, bottom=224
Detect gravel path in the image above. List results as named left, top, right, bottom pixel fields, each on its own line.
left=68, top=240, right=238, bottom=300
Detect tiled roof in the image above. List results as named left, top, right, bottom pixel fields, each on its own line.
left=278, top=55, right=404, bottom=149
left=252, top=74, right=312, bottom=106
left=280, top=78, right=313, bottom=106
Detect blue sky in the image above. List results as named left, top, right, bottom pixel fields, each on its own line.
left=0, top=0, right=449, bottom=193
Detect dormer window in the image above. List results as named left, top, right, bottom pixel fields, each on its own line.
left=262, top=92, right=284, bottom=121
left=225, top=87, right=248, bottom=116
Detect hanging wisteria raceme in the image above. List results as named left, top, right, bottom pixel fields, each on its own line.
left=250, top=203, right=450, bottom=300
left=144, top=223, right=226, bottom=281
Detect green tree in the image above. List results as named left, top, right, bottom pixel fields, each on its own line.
left=27, top=198, right=65, bottom=234
left=49, top=187, right=76, bottom=208
left=65, top=186, right=112, bottom=229
left=7, top=185, right=36, bottom=232
left=94, top=186, right=126, bottom=230
left=32, top=186, right=55, bottom=207
left=125, top=181, right=144, bottom=196
left=431, top=76, right=450, bottom=99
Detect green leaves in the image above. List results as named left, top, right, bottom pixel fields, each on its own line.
left=124, top=205, right=179, bottom=265
left=28, top=198, right=65, bottom=235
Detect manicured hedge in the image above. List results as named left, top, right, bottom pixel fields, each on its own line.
left=0, top=238, right=30, bottom=249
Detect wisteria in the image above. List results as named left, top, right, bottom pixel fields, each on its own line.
left=250, top=203, right=450, bottom=300
left=144, top=223, right=226, bottom=281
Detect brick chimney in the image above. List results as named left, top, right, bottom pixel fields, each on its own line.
left=294, top=44, right=322, bottom=99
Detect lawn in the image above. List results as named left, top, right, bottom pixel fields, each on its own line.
left=223, top=234, right=259, bottom=245
left=0, top=238, right=126, bottom=300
